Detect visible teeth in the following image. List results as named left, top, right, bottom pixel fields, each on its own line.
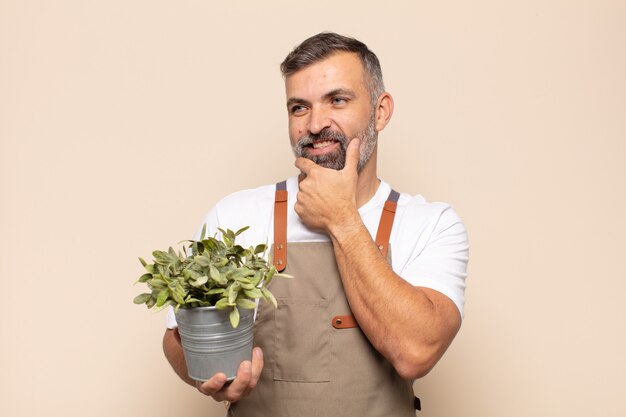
left=312, top=141, right=335, bottom=149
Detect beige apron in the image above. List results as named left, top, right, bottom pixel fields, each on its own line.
left=229, top=181, right=417, bottom=417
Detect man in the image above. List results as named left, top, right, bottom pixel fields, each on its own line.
left=163, top=32, right=468, bottom=416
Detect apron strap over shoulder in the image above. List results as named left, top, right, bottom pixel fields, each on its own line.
left=274, top=184, right=400, bottom=269
left=273, top=181, right=288, bottom=272
left=375, top=189, right=400, bottom=259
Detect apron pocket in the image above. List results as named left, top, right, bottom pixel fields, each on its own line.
left=273, top=298, right=330, bottom=382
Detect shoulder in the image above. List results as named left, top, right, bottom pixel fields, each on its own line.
left=395, top=191, right=465, bottom=238
left=387, top=188, right=468, bottom=317
left=215, top=182, right=277, bottom=210
left=393, top=193, right=468, bottom=264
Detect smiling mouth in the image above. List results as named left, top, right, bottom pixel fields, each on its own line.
left=305, top=140, right=341, bottom=156
left=311, top=140, right=338, bottom=149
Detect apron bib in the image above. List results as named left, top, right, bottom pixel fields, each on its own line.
left=229, top=181, right=417, bottom=417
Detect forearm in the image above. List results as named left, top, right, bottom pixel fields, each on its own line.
left=293, top=143, right=462, bottom=378
left=163, top=328, right=196, bottom=387
left=328, top=214, right=461, bottom=379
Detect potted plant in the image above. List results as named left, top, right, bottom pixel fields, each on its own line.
left=134, top=225, right=287, bottom=381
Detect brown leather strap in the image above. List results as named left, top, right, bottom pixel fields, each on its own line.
left=273, top=181, right=288, bottom=272
left=332, top=315, right=358, bottom=329
left=374, top=189, right=400, bottom=259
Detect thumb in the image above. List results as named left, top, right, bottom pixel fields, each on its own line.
left=344, top=138, right=361, bottom=172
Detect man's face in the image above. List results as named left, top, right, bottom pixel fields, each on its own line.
left=285, top=52, right=378, bottom=172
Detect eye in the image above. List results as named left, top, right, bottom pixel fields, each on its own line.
left=290, top=104, right=307, bottom=115
left=331, top=97, right=348, bottom=106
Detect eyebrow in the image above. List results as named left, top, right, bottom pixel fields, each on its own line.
left=286, top=97, right=309, bottom=109
left=323, top=88, right=356, bottom=101
left=286, top=88, right=357, bottom=109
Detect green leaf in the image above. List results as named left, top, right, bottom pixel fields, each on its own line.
left=239, top=280, right=256, bottom=290
left=236, top=298, right=257, bottom=309
left=215, top=297, right=231, bottom=310
left=200, top=239, right=213, bottom=253
left=191, top=275, right=209, bottom=287
left=209, top=265, right=227, bottom=285
left=146, top=296, right=156, bottom=309
left=209, top=264, right=220, bottom=280
left=265, top=265, right=276, bottom=285
left=200, top=223, right=207, bottom=240
left=235, top=226, right=250, bottom=236
left=243, top=288, right=263, bottom=299
left=137, top=273, right=152, bottom=283
left=183, top=269, right=201, bottom=280
left=234, top=271, right=254, bottom=282
left=214, top=257, right=228, bottom=268
left=133, top=293, right=152, bottom=305
left=153, top=299, right=174, bottom=312
left=254, top=244, right=266, bottom=254
left=228, top=282, right=241, bottom=304
left=248, top=275, right=261, bottom=287
left=171, top=289, right=185, bottom=305
left=138, top=257, right=147, bottom=267
left=149, top=277, right=167, bottom=289
left=153, top=250, right=175, bottom=265
left=194, top=255, right=211, bottom=267
left=229, top=307, right=240, bottom=328
left=156, top=288, right=169, bottom=307
left=192, top=241, right=204, bottom=255
left=261, top=287, right=278, bottom=308
left=172, top=283, right=186, bottom=304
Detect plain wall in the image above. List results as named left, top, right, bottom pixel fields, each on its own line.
left=1, top=1, right=625, bottom=416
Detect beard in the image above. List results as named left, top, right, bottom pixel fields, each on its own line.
left=291, top=113, right=378, bottom=172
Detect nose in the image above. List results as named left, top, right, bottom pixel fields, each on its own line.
left=308, top=105, right=331, bottom=135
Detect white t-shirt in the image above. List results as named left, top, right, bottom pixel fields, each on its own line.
left=166, top=176, right=468, bottom=328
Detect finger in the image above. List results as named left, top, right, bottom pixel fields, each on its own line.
left=222, top=360, right=252, bottom=402
left=243, top=347, right=264, bottom=397
left=295, top=156, right=316, bottom=174
left=344, top=138, right=361, bottom=173
left=198, top=372, right=228, bottom=397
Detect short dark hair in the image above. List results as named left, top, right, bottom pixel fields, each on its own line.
left=280, top=32, right=385, bottom=105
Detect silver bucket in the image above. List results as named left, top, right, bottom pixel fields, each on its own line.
left=175, top=306, right=254, bottom=382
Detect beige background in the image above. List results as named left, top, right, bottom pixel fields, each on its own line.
left=1, top=1, right=625, bottom=416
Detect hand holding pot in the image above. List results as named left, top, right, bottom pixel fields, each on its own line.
left=196, top=347, right=264, bottom=402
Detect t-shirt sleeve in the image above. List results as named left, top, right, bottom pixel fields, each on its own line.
left=399, top=205, right=469, bottom=318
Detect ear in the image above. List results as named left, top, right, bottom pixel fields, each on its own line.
left=374, top=92, right=394, bottom=132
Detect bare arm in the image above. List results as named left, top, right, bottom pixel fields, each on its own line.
left=295, top=139, right=463, bottom=379
left=162, top=328, right=264, bottom=401
left=328, top=217, right=461, bottom=379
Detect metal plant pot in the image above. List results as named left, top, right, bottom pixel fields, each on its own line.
left=175, top=306, right=254, bottom=382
